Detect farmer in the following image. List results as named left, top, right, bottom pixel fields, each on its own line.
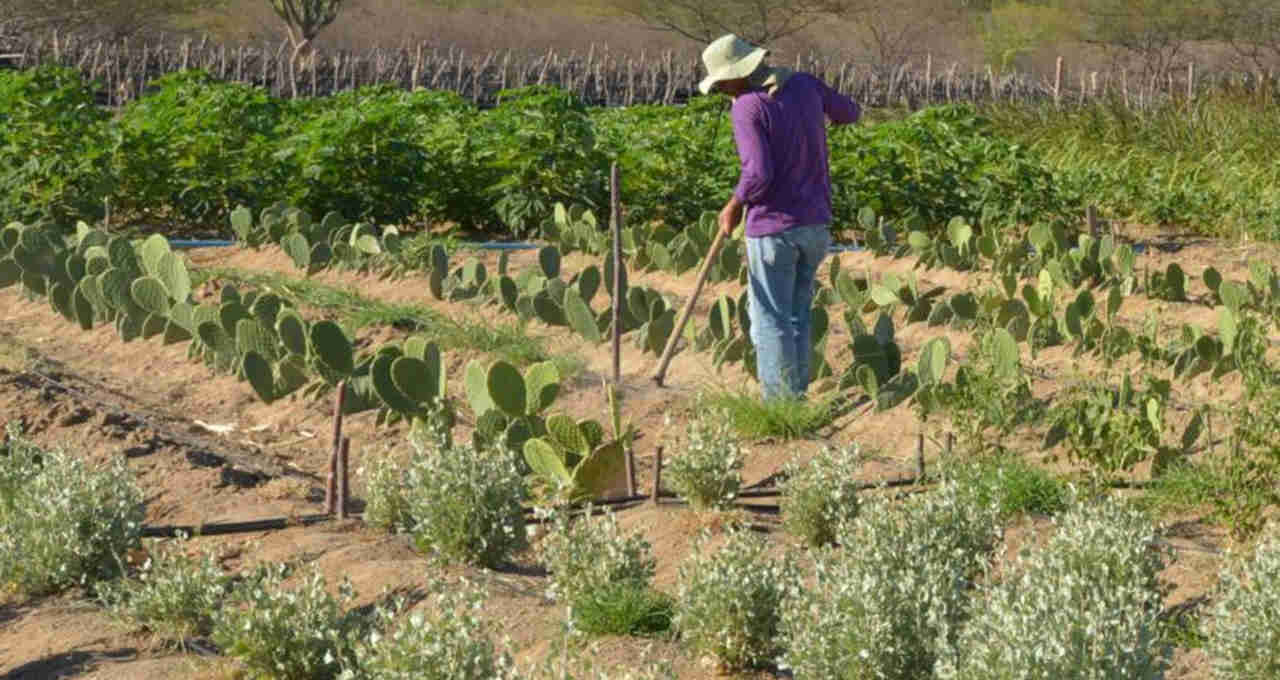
left=699, top=34, right=861, bottom=400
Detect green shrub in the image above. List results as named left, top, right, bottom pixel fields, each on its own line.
left=665, top=414, right=744, bottom=511
left=675, top=530, right=800, bottom=670
left=97, top=539, right=234, bottom=644
left=938, top=498, right=1171, bottom=679
left=782, top=483, right=999, bottom=679
left=402, top=433, right=529, bottom=568
left=1209, top=526, right=1280, bottom=678
left=359, top=448, right=413, bottom=533
left=0, top=425, right=144, bottom=596
left=779, top=445, right=862, bottom=547
left=537, top=509, right=666, bottom=635
left=112, top=70, right=285, bottom=224
left=0, top=66, right=114, bottom=224
left=212, top=564, right=368, bottom=680
left=346, top=577, right=516, bottom=680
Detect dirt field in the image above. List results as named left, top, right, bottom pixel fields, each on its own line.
left=2, top=231, right=1276, bottom=678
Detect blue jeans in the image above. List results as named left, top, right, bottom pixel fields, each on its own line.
left=746, top=224, right=831, bottom=400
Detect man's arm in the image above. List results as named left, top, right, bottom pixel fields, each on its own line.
left=731, top=97, right=772, bottom=206
left=820, top=79, right=860, bottom=126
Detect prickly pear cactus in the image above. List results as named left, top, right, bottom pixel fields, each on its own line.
left=309, top=320, right=354, bottom=377
left=486, top=360, right=527, bottom=417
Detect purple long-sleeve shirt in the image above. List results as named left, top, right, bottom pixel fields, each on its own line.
left=731, top=72, right=860, bottom=238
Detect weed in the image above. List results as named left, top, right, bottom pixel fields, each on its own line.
left=783, top=483, right=999, bottom=679
left=0, top=424, right=144, bottom=596
left=664, top=413, right=744, bottom=511
left=1208, top=526, right=1280, bottom=678
left=946, top=454, right=1071, bottom=518
left=779, top=445, right=862, bottom=547
left=571, top=583, right=675, bottom=637
left=675, top=529, right=800, bottom=671
left=700, top=388, right=839, bottom=440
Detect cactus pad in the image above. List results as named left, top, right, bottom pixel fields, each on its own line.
left=230, top=206, right=254, bottom=242
left=71, top=284, right=94, bottom=330
left=538, top=246, right=561, bottom=279
left=523, top=438, right=570, bottom=485
left=371, top=353, right=415, bottom=413
left=391, top=356, right=438, bottom=404
left=464, top=359, right=496, bottom=416
left=276, top=310, right=308, bottom=356
left=486, top=360, right=527, bottom=417
left=523, top=361, right=560, bottom=414
left=563, top=288, right=601, bottom=343
left=48, top=281, right=74, bottom=322
left=130, top=277, right=171, bottom=315
left=532, top=290, right=566, bottom=326
left=309, top=320, right=354, bottom=376
left=236, top=318, right=277, bottom=361
left=573, top=441, right=626, bottom=499
left=141, top=313, right=167, bottom=340
left=282, top=233, right=311, bottom=271
left=0, top=258, right=18, bottom=289
left=241, top=351, right=276, bottom=404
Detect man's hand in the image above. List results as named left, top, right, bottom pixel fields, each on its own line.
left=718, top=195, right=745, bottom=238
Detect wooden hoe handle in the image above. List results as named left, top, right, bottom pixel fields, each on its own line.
left=652, top=227, right=731, bottom=386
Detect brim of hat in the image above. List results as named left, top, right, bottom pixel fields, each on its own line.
left=698, top=46, right=768, bottom=95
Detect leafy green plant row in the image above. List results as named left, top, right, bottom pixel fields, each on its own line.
left=2, top=66, right=1085, bottom=238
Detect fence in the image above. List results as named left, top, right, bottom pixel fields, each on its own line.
left=1, top=29, right=1273, bottom=109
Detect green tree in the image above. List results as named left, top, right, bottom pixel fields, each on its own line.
left=268, top=0, right=344, bottom=96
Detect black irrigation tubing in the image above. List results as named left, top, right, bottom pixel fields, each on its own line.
left=141, top=513, right=343, bottom=538
left=17, top=364, right=303, bottom=481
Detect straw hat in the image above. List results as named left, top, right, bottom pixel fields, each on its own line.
left=698, top=34, right=768, bottom=95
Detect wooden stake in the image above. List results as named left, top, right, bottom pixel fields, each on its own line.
left=651, top=446, right=664, bottom=504
left=326, top=381, right=345, bottom=515
left=915, top=432, right=925, bottom=479
left=610, top=161, right=623, bottom=386
left=1053, top=56, right=1063, bottom=108
left=626, top=444, right=637, bottom=497
left=1087, top=204, right=1100, bottom=238
left=338, top=437, right=350, bottom=519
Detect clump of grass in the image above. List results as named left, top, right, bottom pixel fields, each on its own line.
left=946, top=454, right=1071, bottom=519
left=700, top=388, right=838, bottom=440
left=571, top=583, right=675, bottom=637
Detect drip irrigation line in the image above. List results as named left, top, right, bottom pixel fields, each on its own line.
left=142, top=513, right=341, bottom=538
left=15, top=364, right=302, bottom=481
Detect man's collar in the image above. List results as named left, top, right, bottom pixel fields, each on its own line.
left=749, top=66, right=795, bottom=97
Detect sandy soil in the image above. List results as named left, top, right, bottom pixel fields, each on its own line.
left=2, top=229, right=1276, bottom=678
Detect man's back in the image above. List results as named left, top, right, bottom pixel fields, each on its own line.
left=730, top=72, right=859, bottom=238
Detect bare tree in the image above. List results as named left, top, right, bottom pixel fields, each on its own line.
left=1062, top=0, right=1213, bottom=77
left=834, top=0, right=968, bottom=70
left=1216, top=0, right=1280, bottom=73
left=608, top=0, right=843, bottom=46
left=269, top=0, right=344, bottom=96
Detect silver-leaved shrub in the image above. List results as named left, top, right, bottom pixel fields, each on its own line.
left=781, top=482, right=999, bottom=679
left=937, top=497, right=1171, bottom=680
left=345, top=576, right=517, bottom=680
left=665, top=413, right=744, bottom=510
left=537, top=508, right=656, bottom=607
left=367, top=429, right=528, bottom=568
left=675, top=529, right=801, bottom=670
left=98, top=539, right=234, bottom=643
left=780, top=445, right=862, bottom=547
left=212, top=564, right=369, bottom=680
left=0, top=424, right=144, bottom=595
left=1209, top=525, right=1280, bottom=679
